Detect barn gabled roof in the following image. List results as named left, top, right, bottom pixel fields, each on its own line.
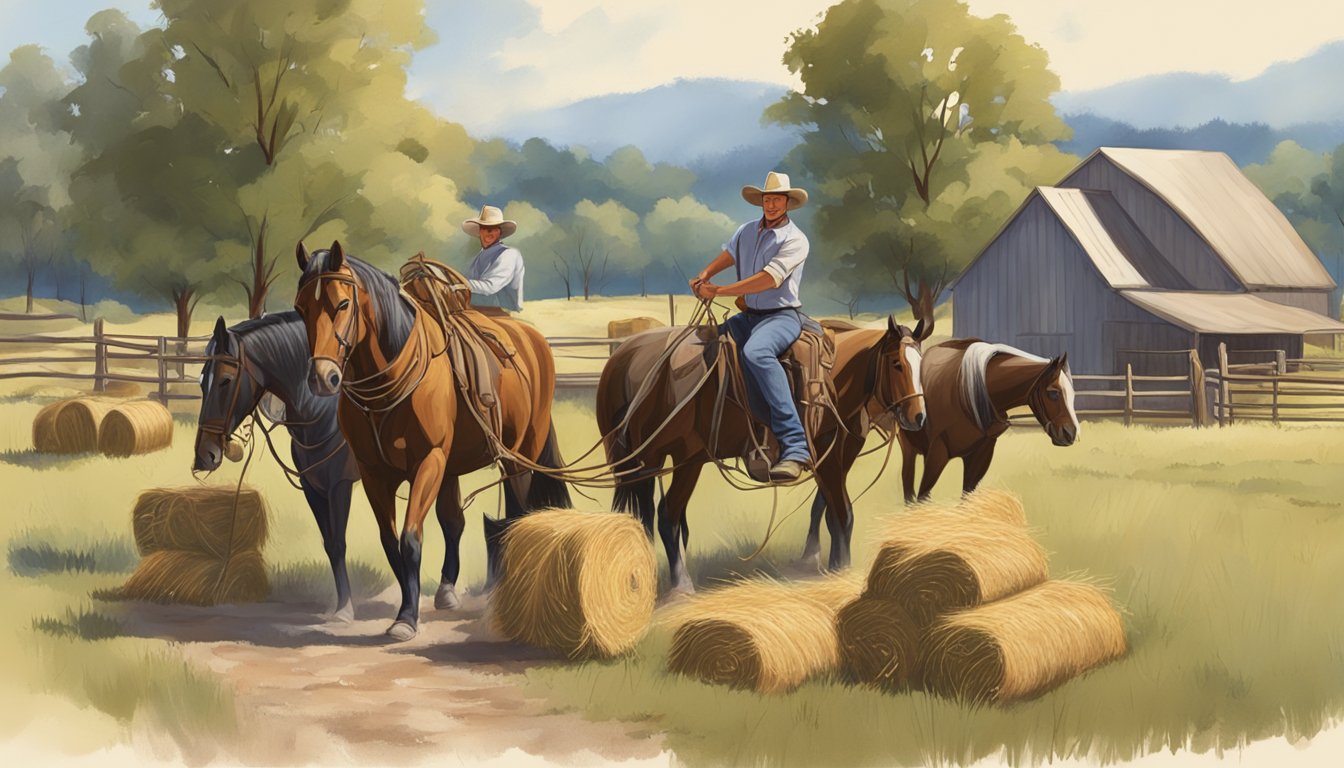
left=1121, top=291, right=1344, bottom=335
left=1085, top=148, right=1334, bottom=290
left=1037, top=187, right=1190, bottom=290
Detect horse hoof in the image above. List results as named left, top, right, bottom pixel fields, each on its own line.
left=796, top=553, right=822, bottom=573
left=434, top=584, right=461, bottom=611
left=329, top=604, right=355, bottom=624
left=385, top=621, right=418, bottom=642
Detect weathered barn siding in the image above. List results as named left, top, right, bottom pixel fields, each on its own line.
left=1198, top=334, right=1303, bottom=369
left=1062, top=156, right=1242, bottom=292
left=1251, top=290, right=1331, bottom=316
left=954, top=196, right=1112, bottom=372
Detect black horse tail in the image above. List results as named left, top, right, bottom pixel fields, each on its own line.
left=526, top=418, right=572, bottom=511
left=606, top=402, right=657, bottom=538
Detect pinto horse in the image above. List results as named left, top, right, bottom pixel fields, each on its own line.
left=896, top=340, right=1078, bottom=502
left=294, top=242, right=569, bottom=641
left=597, top=315, right=930, bottom=593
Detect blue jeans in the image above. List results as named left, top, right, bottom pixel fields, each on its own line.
left=723, top=309, right=810, bottom=463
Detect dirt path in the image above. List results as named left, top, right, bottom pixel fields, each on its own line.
left=115, top=589, right=669, bottom=766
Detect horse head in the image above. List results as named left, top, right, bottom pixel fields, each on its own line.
left=193, top=316, right=265, bottom=471
left=1027, top=352, right=1079, bottom=446
left=876, top=314, right=932, bottom=432
left=295, top=240, right=369, bottom=397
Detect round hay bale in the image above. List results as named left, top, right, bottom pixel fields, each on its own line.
left=920, top=580, right=1127, bottom=704
left=864, top=514, right=1048, bottom=627
left=98, top=400, right=173, bottom=457
left=118, top=549, right=270, bottom=606
left=40, top=398, right=115, bottom=453
left=666, top=576, right=862, bottom=694
left=836, top=596, right=922, bottom=691
left=490, top=509, right=655, bottom=658
left=607, top=317, right=664, bottom=339
left=956, top=489, right=1027, bottom=526
left=131, top=486, right=269, bottom=558
left=32, top=400, right=77, bottom=453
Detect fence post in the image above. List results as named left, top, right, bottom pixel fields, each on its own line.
left=157, top=336, right=169, bottom=405
left=93, top=318, right=107, bottom=393
left=668, top=293, right=676, bottom=326
left=1218, top=342, right=1231, bottom=426
left=1189, top=349, right=1208, bottom=427
left=1124, top=364, right=1134, bottom=426
left=1276, top=349, right=1287, bottom=376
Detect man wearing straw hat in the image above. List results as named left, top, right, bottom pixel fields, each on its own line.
left=462, top=205, right=525, bottom=316
left=690, top=171, right=812, bottom=482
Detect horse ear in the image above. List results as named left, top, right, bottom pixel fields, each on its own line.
left=913, top=317, right=934, bottom=341
left=1058, top=351, right=1069, bottom=370
left=329, top=240, right=345, bottom=271
left=887, top=314, right=899, bottom=336
left=212, top=316, right=227, bottom=342
left=295, top=241, right=310, bottom=271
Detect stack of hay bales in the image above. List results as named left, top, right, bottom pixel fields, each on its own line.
left=490, top=509, right=656, bottom=658
left=118, top=486, right=270, bottom=605
left=607, top=317, right=664, bottom=339
left=31, top=398, right=173, bottom=457
left=838, top=489, right=1127, bottom=703
left=32, top=398, right=115, bottom=453
left=666, top=575, right=862, bottom=694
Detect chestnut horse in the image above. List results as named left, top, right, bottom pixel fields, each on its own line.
left=597, top=315, right=931, bottom=593
left=294, top=242, right=569, bottom=641
left=802, top=339, right=1079, bottom=549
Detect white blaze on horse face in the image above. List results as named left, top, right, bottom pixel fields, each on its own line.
left=904, top=345, right=924, bottom=396
left=1060, top=368, right=1080, bottom=435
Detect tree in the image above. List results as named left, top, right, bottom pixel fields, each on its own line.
left=769, top=0, right=1075, bottom=323
left=145, top=0, right=435, bottom=316
left=0, top=45, right=78, bottom=313
left=553, top=200, right=643, bottom=300
left=641, top=195, right=737, bottom=295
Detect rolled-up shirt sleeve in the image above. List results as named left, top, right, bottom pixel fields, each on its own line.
left=467, top=247, right=522, bottom=295
left=762, top=233, right=808, bottom=287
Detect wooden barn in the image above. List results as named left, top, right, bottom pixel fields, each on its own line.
left=953, top=147, right=1344, bottom=374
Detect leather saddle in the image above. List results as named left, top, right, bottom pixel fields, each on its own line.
left=398, top=254, right=517, bottom=444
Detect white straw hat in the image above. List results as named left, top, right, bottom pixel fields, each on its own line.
left=741, top=171, right=808, bottom=210
left=461, top=205, right=518, bottom=238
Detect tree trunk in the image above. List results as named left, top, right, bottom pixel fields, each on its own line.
left=25, top=265, right=35, bottom=313
left=173, top=289, right=196, bottom=338
left=79, top=271, right=88, bottom=323
left=249, top=218, right=269, bottom=318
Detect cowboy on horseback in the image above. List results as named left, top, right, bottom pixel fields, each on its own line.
left=462, top=205, right=525, bottom=316
left=690, top=171, right=812, bottom=482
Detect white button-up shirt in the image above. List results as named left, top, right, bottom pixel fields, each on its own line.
left=466, top=243, right=525, bottom=311
left=724, top=217, right=809, bottom=310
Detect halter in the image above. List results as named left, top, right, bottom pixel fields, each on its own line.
left=299, top=270, right=363, bottom=379
left=871, top=332, right=925, bottom=418
left=197, top=334, right=259, bottom=439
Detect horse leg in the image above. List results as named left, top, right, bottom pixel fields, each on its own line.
left=916, top=440, right=951, bottom=502
left=961, top=439, right=997, bottom=496
left=359, top=466, right=404, bottom=620
left=434, top=474, right=465, bottom=611
left=899, top=432, right=918, bottom=504
left=326, top=478, right=356, bottom=622
left=389, top=448, right=447, bottom=641
left=815, top=442, right=855, bottom=572
left=658, top=461, right=702, bottom=595
left=801, top=429, right=863, bottom=568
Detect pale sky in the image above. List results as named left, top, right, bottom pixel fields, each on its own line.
left=3, top=0, right=1342, bottom=129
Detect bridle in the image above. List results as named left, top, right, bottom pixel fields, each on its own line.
left=298, top=269, right=363, bottom=379
left=197, top=334, right=261, bottom=441
left=871, top=332, right=925, bottom=419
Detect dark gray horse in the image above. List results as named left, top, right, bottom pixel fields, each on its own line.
left=192, top=313, right=362, bottom=621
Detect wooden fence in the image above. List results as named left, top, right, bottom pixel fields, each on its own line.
left=1206, top=343, right=1344, bottom=425
left=0, top=317, right=615, bottom=402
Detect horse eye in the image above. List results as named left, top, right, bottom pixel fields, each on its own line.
left=220, top=377, right=233, bottom=388
left=337, top=298, right=351, bottom=311
left=1047, top=390, right=1060, bottom=401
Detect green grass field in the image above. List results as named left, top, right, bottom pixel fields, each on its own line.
left=1, top=296, right=1342, bottom=764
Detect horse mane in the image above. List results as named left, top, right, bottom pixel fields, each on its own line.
left=960, top=342, right=1048, bottom=431
left=231, top=312, right=310, bottom=396
left=301, top=249, right=414, bottom=357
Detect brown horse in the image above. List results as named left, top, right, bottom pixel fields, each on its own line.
left=293, top=241, right=569, bottom=641
left=597, top=315, right=931, bottom=593
left=895, top=339, right=1078, bottom=502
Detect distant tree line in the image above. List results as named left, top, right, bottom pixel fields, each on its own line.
left=13, top=0, right=1335, bottom=329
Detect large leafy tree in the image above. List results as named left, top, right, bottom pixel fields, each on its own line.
left=769, top=0, right=1075, bottom=322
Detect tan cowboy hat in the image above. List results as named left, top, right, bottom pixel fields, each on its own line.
left=742, top=171, right=808, bottom=210
left=461, top=205, right=518, bottom=238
